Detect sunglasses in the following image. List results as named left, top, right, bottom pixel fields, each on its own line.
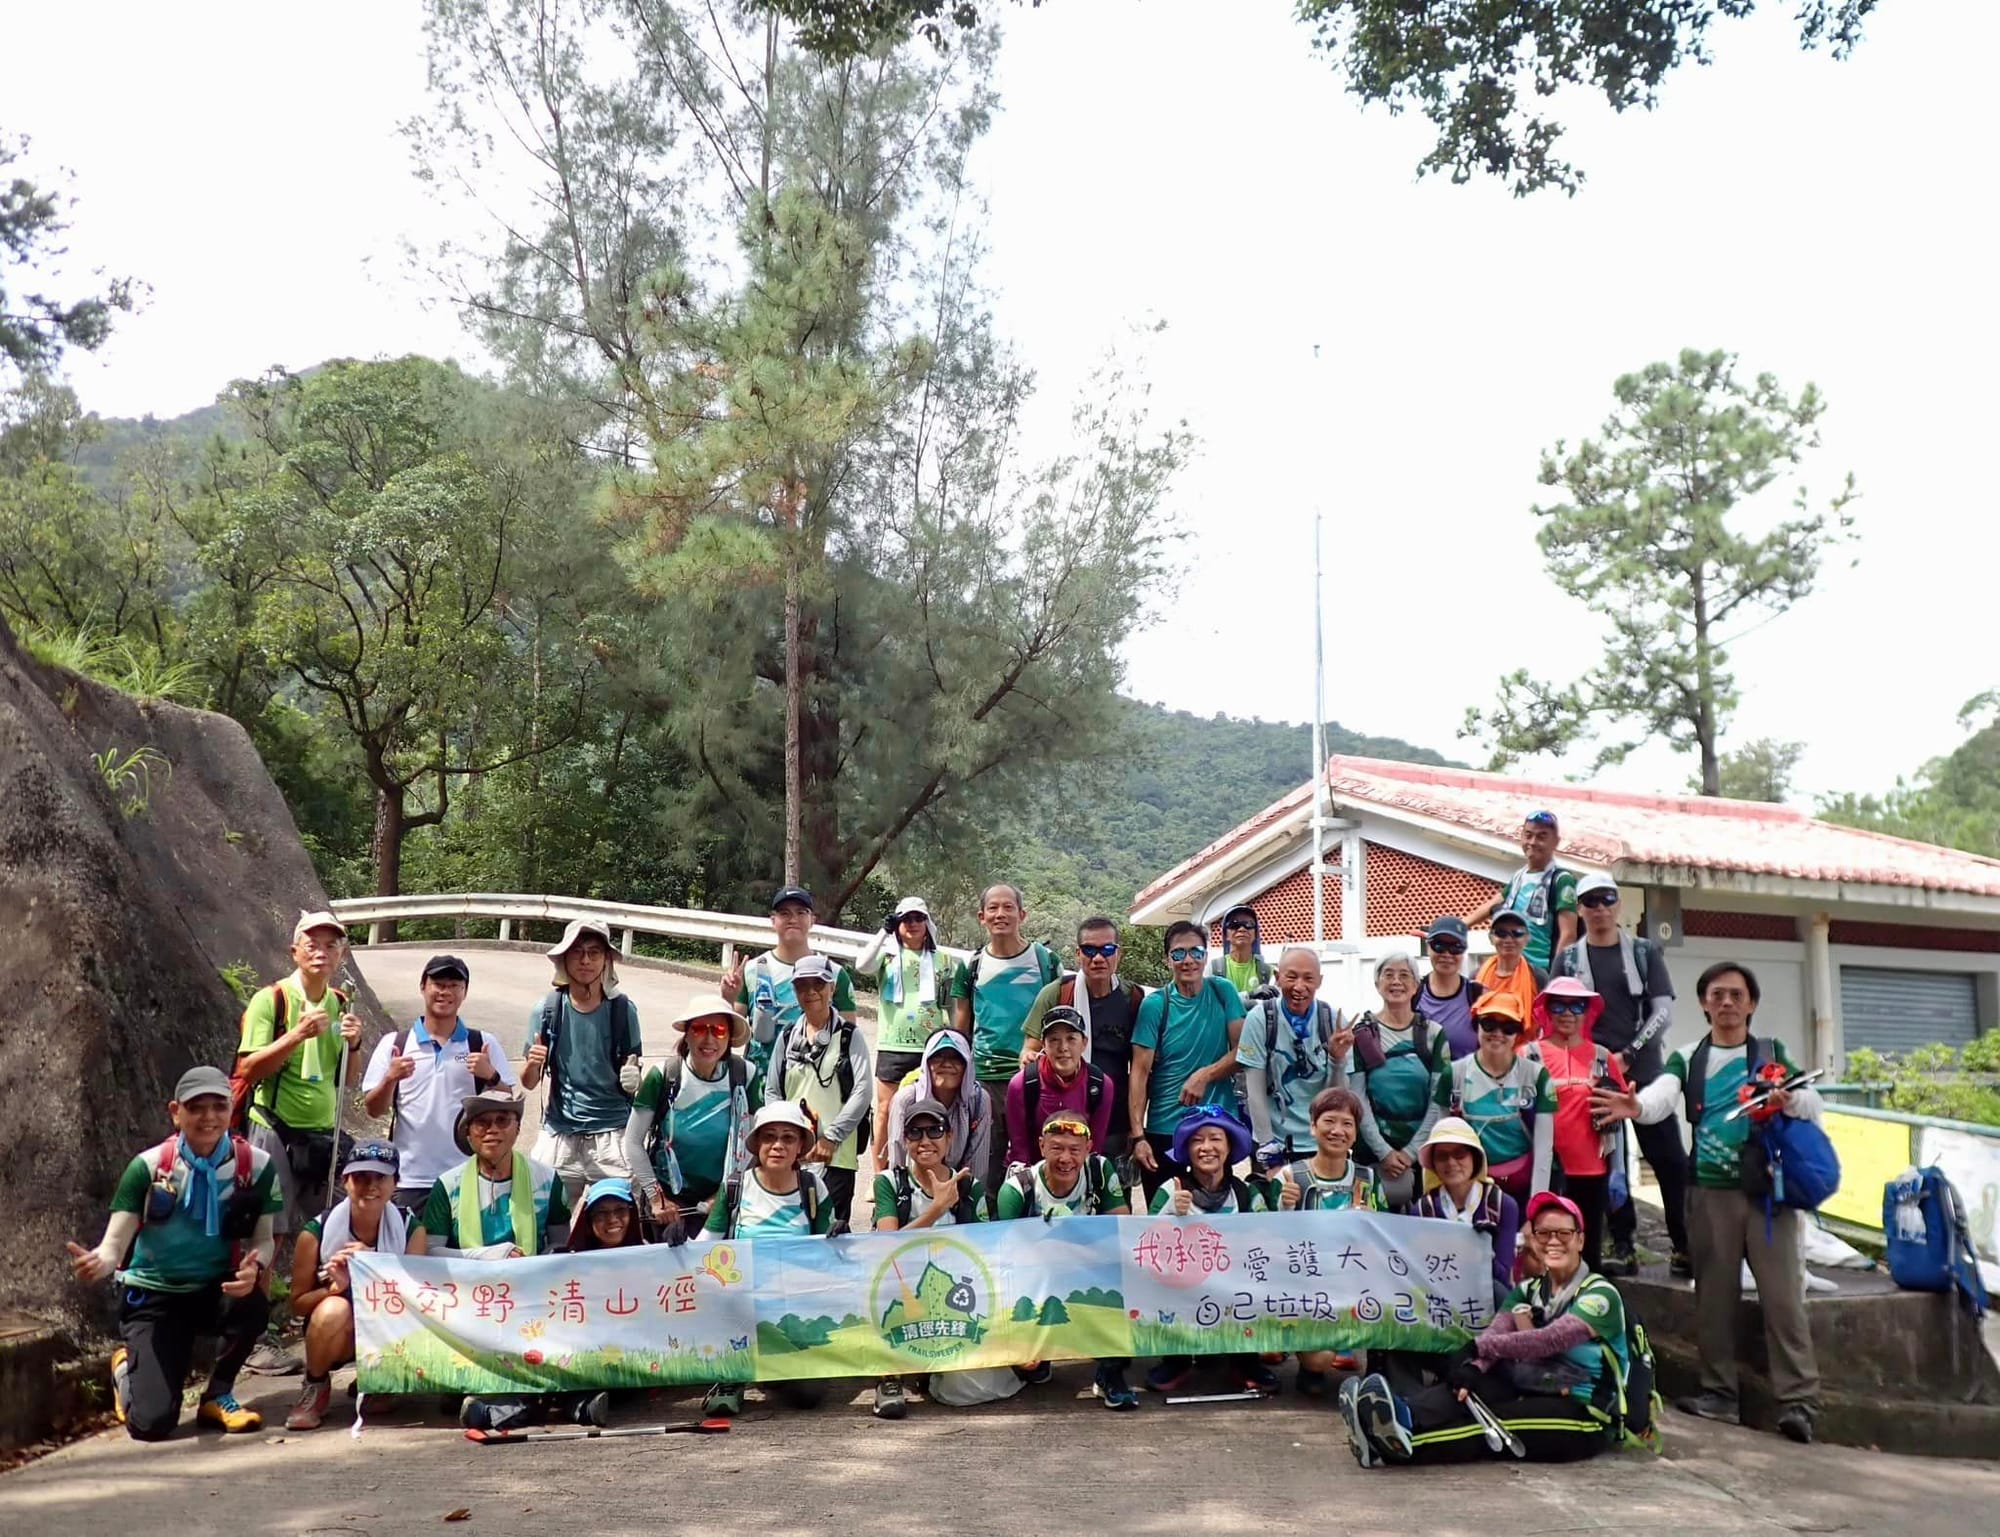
left=1476, top=1016, right=1523, bottom=1034
left=1225, top=919, right=1256, bottom=932
left=1041, top=1118, right=1091, bottom=1139
left=1491, top=927, right=1526, bottom=941
left=906, top=1122, right=948, bottom=1142
left=686, top=1019, right=731, bottom=1039
left=1578, top=891, right=1619, bottom=908
left=1168, top=946, right=1205, bottom=963
left=1078, top=942, right=1119, bottom=959
left=1545, top=998, right=1590, bottom=1015
left=1427, top=939, right=1466, bottom=955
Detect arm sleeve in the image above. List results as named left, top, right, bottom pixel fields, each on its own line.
left=855, top=929, right=889, bottom=974
left=966, top=1085, right=994, bottom=1181
left=1020, top=979, right=1060, bottom=1043
left=1004, top=1075, right=1029, bottom=1168
left=624, top=1102, right=660, bottom=1198
left=821, top=1029, right=874, bottom=1146
left=249, top=1213, right=276, bottom=1271
left=1531, top=1091, right=1555, bottom=1197
left=1635, top=1074, right=1682, bottom=1124
left=1243, top=1067, right=1275, bottom=1142
left=90, top=1209, right=141, bottom=1274
left=1476, top=1313, right=1596, bottom=1363
left=486, top=1039, right=519, bottom=1087
left=1350, top=1070, right=1393, bottom=1160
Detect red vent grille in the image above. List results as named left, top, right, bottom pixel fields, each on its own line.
left=1209, top=845, right=1501, bottom=944
left=1683, top=910, right=1799, bottom=943
left=1828, top=920, right=2000, bottom=954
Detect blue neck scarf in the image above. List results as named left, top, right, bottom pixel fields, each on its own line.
left=179, top=1134, right=233, bottom=1238
left=1280, top=1002, right=1315, bottom=1050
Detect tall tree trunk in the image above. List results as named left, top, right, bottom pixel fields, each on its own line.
left=372, top=783, right=406, bottom=941
left=783, top=537, right=803, bottom=884
left=1690, top=564, right=1720, bottom=795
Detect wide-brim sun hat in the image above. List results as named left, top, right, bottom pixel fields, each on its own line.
left=1418, top=1116, right=1488, bottom=1184
left=453, top=1090, right=526, bottom=1155
left=747, top=1100, right=818, bottom=1144
left=1534, top=974, right=1605, bottom=1034
left=671, top=994, right=750, bottom=1049
left=1169, top=1105, right=1252, bottom=1168
left=546, top=918, right=620, bottom=987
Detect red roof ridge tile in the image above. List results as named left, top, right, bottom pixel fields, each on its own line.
left=1322, top=755, right=1807, bottom=825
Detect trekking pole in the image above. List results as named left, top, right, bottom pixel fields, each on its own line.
left=1463, top=1392, right=1526, bottom=1458
left=326, top=966, right=357, bottom=1217
left=467, top=1417, right=732, bottom=1445
left=1165, top=1390, right=1266, bottom=1405
left=1723, top=1069, right=1825, bottom=1122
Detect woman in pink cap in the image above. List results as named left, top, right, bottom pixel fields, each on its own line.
left=1522, top=976, right=1628, bottom=1269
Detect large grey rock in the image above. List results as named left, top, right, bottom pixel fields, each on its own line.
left=0, top=615, right=387, bottom=1325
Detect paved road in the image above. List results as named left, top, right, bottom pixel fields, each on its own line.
left=4, top=1372, right=1997, bottom=1536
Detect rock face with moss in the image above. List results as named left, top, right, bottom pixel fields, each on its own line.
left=0, top=615, right=387, bottom=1324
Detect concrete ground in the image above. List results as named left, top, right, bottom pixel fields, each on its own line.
left=3, top=1369, right=1998, bottom=1537
left=16, top=945, right=1995, bottom=1529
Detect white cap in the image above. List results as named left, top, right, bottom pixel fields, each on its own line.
left=1575, top=872, right=1619, bottom=901
left=747, top=1101, right=817, bottom=1140
left=293, top=910, right=347, bottom=942
left=891, top=896, right=931, bottom=921
left=791, top=953, right=839, bottom=984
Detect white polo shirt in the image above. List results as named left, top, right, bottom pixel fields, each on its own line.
left=362, top=1018, right=518, bottom=1190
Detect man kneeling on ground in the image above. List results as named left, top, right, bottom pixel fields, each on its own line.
left=68, top=1066, right=282, bottom=1439
left=1341, top=1192, right=1624, bottom=1467
left=286, top=1139, right=427, bottom=1430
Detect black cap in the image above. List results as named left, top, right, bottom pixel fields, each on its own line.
left=1424, top=916, right=1468, bottom=946
left=770, top=886, right=816, bottom=913
left=422, top=954, right=471, bottom=983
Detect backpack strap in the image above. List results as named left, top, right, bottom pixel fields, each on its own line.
left=891, top=1166, right=915, bottom=1224
left=610, top=994, right=638, bottom=1073
left=1226, top=1175, right=1258, bottom=1213
left=538, top=989, right=565, bottom=1097
left=799, top=1172, right=822, bottom=1233
left=1084, top=1062, right=1105, bottom=1116
left=1449, top=1054, right=1471, bottom=1117
left=1022, top=1069, right=1042, bottom=1141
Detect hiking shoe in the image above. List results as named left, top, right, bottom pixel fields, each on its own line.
left=1777, top=1404, right=1817, bottom=1444
left=243, top=1339, right=299, bottom=1376
left=1338, top=1375, right=1377, bottom=1468
left=285, top=1375, right=332, bottom=1431
left=196, top=1393, right=262, bottom=1433
left=1238, top=1360, right=1280, bottom=1395
left=1670, top=1251, right=1694, bottom=1279
left=1094, top=1365, right=1139, bottom=1411
left=1014, top=1360, right=1052, bottom=1386
left=873, top=1378, right=907, bottom=1421
left=1355, top=1373, right=1411, bottom=1462
left=109, top=1347, right=130, bottom=1425
left=572, top=1391, right=611, bottom=1427
left=1675, top=1391, right=1741, bottom=1425
left=1598, top=1245, right=1639, bottom=1277
left=703, top=1383, right=743, bottom=1419
left=1295, top=1365, right=1330, bottom=1399
left=1144, top=1360, right=1193, bottom=1394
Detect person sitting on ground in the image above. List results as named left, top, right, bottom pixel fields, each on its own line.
left=566, top=1177, right=647, bottom=1252
left=284, top=1139, right=427, bottom=1431
left=416, top=1091, right=577, bottom=1431
left=1237, top=945, right=1353, bottom=1157
left=1437, top=992, right=1555, bottom=1205
left=623, top=995, right=753, bottom=1240
left=1414, top=1117, right=1520, bottom=1308
left=855, top=897, right=952, bottom=1172
left=765, top=953, right=873, bottom=1224
left=67, top=1065, right=282, bottom=1440
left=520, top=918, right=642, bottom=1207
left=882, top=1028, right=993, bottom=1177
left=993, top=1112, right=1137, bottom=1410
left=869, top=1098, right=1015, bottom=1420
left=1270, top=1086, right=1380, bottom=1393
left=1342, top=1192, right=1625, bottom=1468
left=1414, top=916, right=1485, bottom=1061
left=1474, top=910, right=1546, bottom=1031
left=1004, top=1006, right=1112, bottom=1166
left=1349, top=953, right=1452, bottom=1211
left=1525, top=976, right=1628, bottom=1269
left=703, top=1101, right=837, bottom=1420
left=1145, top=1106, right=1274, bottom=1397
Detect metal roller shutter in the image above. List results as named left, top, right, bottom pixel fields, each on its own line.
left=1839, top=967, right=1979, bottom=1055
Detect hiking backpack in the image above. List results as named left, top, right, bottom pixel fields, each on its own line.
left=1685, top=1035, right=1840, bottom=1213
left=1282, top=1158, right=1373, bottom=1212
left=535, top=987, right=640, bottom=1103
left=771, top=1017, right=872, bottom=1153
left=1885, top=1166, right=1989, bottom=1318
left=1009, top=1155, right=1113, bottom=1217
left=1021, top=1061, right=1108, bottom=1136
left=1603, top=1305, right=1664, bottom=1452
left=144, top=1134, right=262, bottom=1255
left=387, top=1022, right=500, bottom=1136
left=230, top=982, right=350, bottom=1133
left=967, top=942, right=1061, bottom=1006
left=718, top=1169, right=830, bottom=1239
left=888, top=1165, right=981, bottom=1227
left=1351, top=1011, right=1436, bottom=1075
left=644, top=1054, right=751, bottom=1166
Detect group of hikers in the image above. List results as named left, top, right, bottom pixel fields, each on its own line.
left=67, top=807, right=1828, bottom=1464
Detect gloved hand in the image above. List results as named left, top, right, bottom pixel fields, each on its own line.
left=1248, top=984, right=1281, bottom=1003
left=619, top=1054, right=643, bottom=1095
left=1447, top=1354, right=1488, bottom=1394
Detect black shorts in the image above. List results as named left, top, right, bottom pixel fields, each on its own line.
left=875, top=1049, right=923, bottom=1085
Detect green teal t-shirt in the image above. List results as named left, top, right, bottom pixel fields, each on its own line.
left=532, top=995, right=638, bottom=1135
left=110, top=1141, right=283, bottom=1293
left=1665, top=1036, right=1799, bottom=1188
left=1360, top=1018, right=1448, bottom=1149
left=1147, top=1178, right=1268, bottom=1214
left=1499, top=866, right=1579, bottom=970
left=633, top=1061, right=736, bottom=1191
left=1501, top=1272, right=1627, bottom=1402
left=1132, top=978, right=1244, bottom=1136
left=419, top=1159, right=570, bottom=1250
left=877, top=950, right=944, bottom=1054
left=951, top=944, right=1058, bottom=1081
left=992, top=1157, right=1128, bottom=1218
left=1438, top=1055, right=1555, bottom=1165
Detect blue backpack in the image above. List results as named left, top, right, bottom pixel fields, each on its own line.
left=1751, top=1112, right=1841, bottom=1214
left=1884, top=1167, right=1990, bottom=1319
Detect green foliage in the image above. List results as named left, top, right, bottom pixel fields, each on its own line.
left=218, top=960, right=261, bottom=1004
left=92, top=744, right=168, bottom=818
left=1696, top=737, right=1804, bottom=803
left=752, top=0, right=1044, bottom=57
left=1823, top=694, right=2000, bottom=862
left=1465, top=349, right=1855, bottom=796
left=1294, top=2, right=1880, bottom=196
left=1841, top=1039, right=2000, bottom=1129
left=1, top=135, right=139, bottom=378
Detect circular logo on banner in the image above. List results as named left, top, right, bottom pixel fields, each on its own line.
left=869, top=1235, right=995, bottom=1365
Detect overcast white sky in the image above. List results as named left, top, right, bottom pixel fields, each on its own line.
left=10, top=1, right=1996, bottom=809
